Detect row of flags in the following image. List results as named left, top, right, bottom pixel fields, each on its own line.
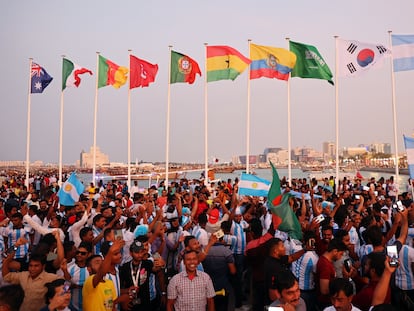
left=30, top=35, right=414, bottom=94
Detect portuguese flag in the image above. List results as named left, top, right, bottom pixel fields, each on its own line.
left=170, top=51, right=201, bottom=84
left=207, top=45, right=251, bottom=82
left=98, top=55, right=128, bottom=89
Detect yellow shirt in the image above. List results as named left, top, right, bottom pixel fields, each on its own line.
left=82, top=275, right=117, bottom=311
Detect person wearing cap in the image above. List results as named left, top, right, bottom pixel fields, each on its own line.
left=167, top=249, right=215, bottom=311
left=205, top=198, right=230, bottom=234
left=119, top=236, right=166, bottom=310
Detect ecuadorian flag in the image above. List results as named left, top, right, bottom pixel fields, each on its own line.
left=58, top=173, right=85, bottom=206
left=250, top=43, right=297, bottom=80
left=238, top=173, right=271, bottom=197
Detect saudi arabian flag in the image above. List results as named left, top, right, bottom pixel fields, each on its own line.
left=289, top=40, right=334, bottom=85
left=62, top=58, right=92, bottom=91
left=57, top=173, right=85, bottom=206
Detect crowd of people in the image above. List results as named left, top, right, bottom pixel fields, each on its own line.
left=0, top=172, right=413, bottom=311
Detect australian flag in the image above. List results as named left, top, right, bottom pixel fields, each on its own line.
left=31, top=63, right=53, bottom=93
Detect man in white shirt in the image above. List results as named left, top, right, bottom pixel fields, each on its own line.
left=323, top=278, right=361, bottom=311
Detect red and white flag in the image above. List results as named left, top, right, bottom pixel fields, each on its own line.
left=62, top=58, right=92, bottom=90
left=130, top=55, right=158, bottom=88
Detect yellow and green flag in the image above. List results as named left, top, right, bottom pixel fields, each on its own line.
left=98, top=55, right=128, bottom=89
left=207, top=45, right=251, bottom=82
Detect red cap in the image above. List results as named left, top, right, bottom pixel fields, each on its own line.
left=209, top=209, right=219, bottom=224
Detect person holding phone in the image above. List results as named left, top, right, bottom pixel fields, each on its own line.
left=353, top=252, right=392, bottom=311
left=40, top=279, right=71, bottom=311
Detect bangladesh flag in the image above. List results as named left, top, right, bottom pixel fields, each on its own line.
left=170, top=51, right=201, bottom=84
left=267, top=162, right=303, bottom=240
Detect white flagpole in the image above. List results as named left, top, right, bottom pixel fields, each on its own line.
left=388, top=30, right=400, bottom=188
left=165, top=46, right=172, bottom=189
left=58, top=56, right=66, bottom=187
left=204, top=43, right=209, bottom=185
left=127, top=50, right=132, bottom=192
left=25, top=58, right=33, bottom=188
left=92, top=52, right=100, bottom=184
left=334, top=36, right=340, bottom=193
left=286, top=38, right=292, bottom=186
left=246, top=39, right=252, bottom=174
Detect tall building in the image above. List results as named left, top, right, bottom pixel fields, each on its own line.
left=322, top=141, right=336, bottom=158
left=80, top=146, right=109, bottom=168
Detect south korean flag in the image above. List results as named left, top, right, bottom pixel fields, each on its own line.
left=337, top=38, right=391, bottom=77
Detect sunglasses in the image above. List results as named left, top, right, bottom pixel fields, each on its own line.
left=76, top=251, right=88, bottom=255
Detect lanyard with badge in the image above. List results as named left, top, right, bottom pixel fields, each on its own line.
left=130, top=262, right=141, bottom=305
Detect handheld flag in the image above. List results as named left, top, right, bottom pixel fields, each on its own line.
left=31, top=63, right=53, bottom=93
left=267, top=162, right=302, bottom=240
left=207, top=45, right=251, bottom=82
left=130, top=55, right=159, bottom=88
left=57, top=173, right=85, bottom=206
left=62, top=58, right=92, bottom=91
left=289, top=40, right=334, bottom=85
left=268, top=162, right=282, bottom=206
left=238, top=173, right=270, bottom=197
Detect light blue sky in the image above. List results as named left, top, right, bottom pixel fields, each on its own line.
left=1, top=1, right=413, bottom=165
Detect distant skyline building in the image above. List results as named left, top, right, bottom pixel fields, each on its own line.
left=322, top=141, right=336, bottom=160
left=80, top=146, right=109, bottom=168
left=370, top=142, right=391, bottom=154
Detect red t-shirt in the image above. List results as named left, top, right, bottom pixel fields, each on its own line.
left=352, top=280, right=391, bottom=311
left=316, top=255, right=336, bottom=304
